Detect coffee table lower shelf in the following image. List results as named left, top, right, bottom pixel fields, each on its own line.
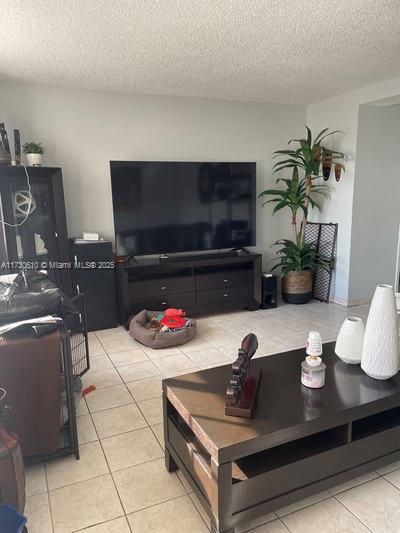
left=164, top=394, right=400, bottom=533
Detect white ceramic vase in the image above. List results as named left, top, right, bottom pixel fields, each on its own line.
left=361, top=284, right=399, bottom=380
left=26, top=153, right=42, bottom=166
left=335, top=317, right=365, bottom=364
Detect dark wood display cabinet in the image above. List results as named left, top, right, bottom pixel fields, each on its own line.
left=0, top=166, right=71, bottom=295
left=116, top=252, right=262, bottom=326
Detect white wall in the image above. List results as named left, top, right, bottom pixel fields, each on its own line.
left=0, top=82, right=305, bottom=267
left=307, top=75, right=400, bottom=305
left=348, top=104, right=400, bottom=301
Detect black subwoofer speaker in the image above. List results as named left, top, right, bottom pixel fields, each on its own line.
left=261, top=273, right=277, bottom=309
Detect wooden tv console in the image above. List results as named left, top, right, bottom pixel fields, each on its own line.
left=116, top=252, right=262, bottom=326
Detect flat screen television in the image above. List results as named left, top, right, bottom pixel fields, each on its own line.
left=110, top=161, right=256, bottom=256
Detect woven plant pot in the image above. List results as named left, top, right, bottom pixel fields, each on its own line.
left=282, top=270, right=312, bottom=304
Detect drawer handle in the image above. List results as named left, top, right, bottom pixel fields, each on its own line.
left=223, top=279, right=228, bottom=283
left=161, top=301, right=167, bottom=305
left=223, top=293, right=228, bottom=297
left=161, top=286, right=167, bottom=290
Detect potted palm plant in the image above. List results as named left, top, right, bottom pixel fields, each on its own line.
left=22, top=141, right=44, bottom=166
left=260, top=127, right=346, bottom=304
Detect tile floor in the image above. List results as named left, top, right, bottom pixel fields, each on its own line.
left=24, top=301, right=400, bottom=532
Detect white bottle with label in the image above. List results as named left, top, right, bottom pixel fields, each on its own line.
left=301, top=331, right=326, bottom=389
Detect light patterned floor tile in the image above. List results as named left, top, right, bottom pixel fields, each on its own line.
left=377, top=459, right=400, bottom=475
left=279, top=331, right=307, bottom=349
left=153, top=353, right=197, bottom=377
left=181, top=337, right=213, bottom=352
left=77, top=414, right=98, bottom=444
left=25, top=492, right=53, bottom=533
left=45, top=441, right=109, bottom=490
left=282, top=497, right=368, bottom=532
left=88, top=341, right=106, bottom=357
left=107, top=348, right=148, bottom=366
left=254, top=337, right=289, bottom=357
left=141, top=346, right=183, bottom=359
left=101, top=427, right=163, bottom=472
left=25, top=462, right=47, bottom=496
left=102, top=338, right=139, bottom=354
left=50, top=474, right=123, bottom=533
left=177, top=469, right=192, bottom=493
left=248, top=518, right=289, bottom=533
left=78, top=516, right=131, bottom=533
left=336, top=477, right=400, bottom=532
left=82, top=368, right=123, bottom=390
left=92, top=403, right=148, bottom=438
left=184, top=346, right=230, bottom=366
left=89, top=355, right=114, bottom=371
left=113, top=457, right=186, bottom=513
left=137, top=396, right=163, bottom=425
left=384, top=467, right=400, bottom=487
left=118, top=360, right=161, bottom=382
left=85, top=384, right=134, bottom=413
left=127, top=495, right=208, bottom=532
left=95, top=327, right=129, bottom=342
left=151, top=423, right=164, bottom=448
left=88, top=331, right=97, bottom=342
left=76, top=398, right=89, bottom=416
left=127, top=375, right=163, bottom=401
left=188, top=491, right=212, bottom=528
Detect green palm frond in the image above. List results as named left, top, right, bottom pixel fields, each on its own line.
left=270, top=240, right=331, bottom=276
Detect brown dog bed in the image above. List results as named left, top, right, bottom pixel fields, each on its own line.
left=129, top=309, right=196, bottom=349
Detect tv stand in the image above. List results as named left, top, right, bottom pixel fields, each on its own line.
left=116, top=252, right=262, bottom=327
left=159, top=250, right=239, bottom=263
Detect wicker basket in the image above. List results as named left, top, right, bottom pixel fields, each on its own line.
left=282, top=270, right=312, bottom=304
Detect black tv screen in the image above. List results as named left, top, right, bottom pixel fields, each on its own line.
left=110, top=161, right=256, bottom=256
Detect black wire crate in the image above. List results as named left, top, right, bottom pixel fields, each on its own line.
left=305, top=222, right=338, bottom=303
left=68, top=293, right=90, bottom=377
left=27, top=294, right=89, bottom=464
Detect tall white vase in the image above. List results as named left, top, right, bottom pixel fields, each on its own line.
left=361, top=284, right=399, bottom=380
left=335, top=317, right=365, bottom=364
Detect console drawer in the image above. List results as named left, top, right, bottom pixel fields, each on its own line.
left=130, top=276, right=195, bottom=299
left=167, top=416, right=213, bottom=504
left=131, top=291, right=196, bottom=313
left=196, top=269, right=252, bottom=291
left=196, top=286, right=252, bottom=305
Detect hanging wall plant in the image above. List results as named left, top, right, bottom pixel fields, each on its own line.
left=259, top=126, right=346, bottom=304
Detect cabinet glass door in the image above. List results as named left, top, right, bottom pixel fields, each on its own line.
left=4, top=179, right=57, bottom=267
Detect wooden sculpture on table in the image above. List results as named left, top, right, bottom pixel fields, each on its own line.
left=225, top=333, right=261, bottom=418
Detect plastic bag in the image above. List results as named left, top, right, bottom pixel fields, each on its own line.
left=0, top=270, right=78, bottom=325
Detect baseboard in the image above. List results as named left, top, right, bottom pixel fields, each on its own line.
left=330, top=296, right=372, bottom=307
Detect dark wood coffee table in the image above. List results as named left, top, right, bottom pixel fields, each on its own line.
left=163, top=342, right=400, bottom=532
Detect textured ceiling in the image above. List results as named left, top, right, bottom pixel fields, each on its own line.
left=1, top=0, right=400, bottom=104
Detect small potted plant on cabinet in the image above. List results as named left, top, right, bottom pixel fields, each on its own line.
left=22, top=142, right=45, bottom=166
left=260, top=127, right=346, bottom=304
